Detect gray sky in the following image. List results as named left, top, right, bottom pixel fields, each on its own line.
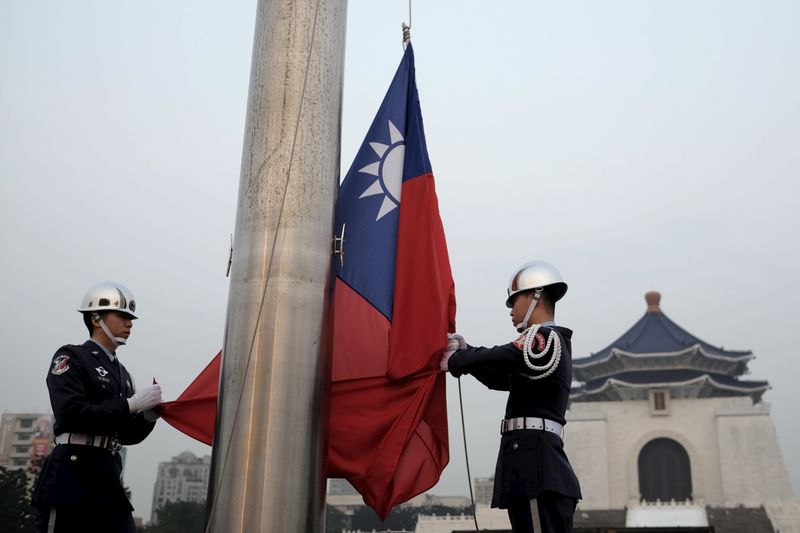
left=2, top=0, right=799, bottom=523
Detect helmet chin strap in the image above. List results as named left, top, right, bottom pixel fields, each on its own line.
left=93, top=313, right=126, bottom=347
left=515, top=289, right=542, bottom=333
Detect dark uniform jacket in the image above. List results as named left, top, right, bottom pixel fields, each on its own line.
left=448, top=325, right=582, bottom=508
left=32, top=340, right=155, bottom=510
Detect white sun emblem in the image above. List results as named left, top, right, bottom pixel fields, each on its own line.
left=358, top=120, right=405, bottom=221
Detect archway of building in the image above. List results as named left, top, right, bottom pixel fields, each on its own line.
left=637, top=437, right=692, bottom=502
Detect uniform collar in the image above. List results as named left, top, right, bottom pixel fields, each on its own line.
left=87, top=339, right=116, bottom=363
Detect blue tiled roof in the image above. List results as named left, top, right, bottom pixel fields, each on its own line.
left=575, top=309, right=752, bottom=367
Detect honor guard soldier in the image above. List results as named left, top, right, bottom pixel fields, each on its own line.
left=32, top=282, right=163, bottom=533
left=441, top=261, right=582, bottom=533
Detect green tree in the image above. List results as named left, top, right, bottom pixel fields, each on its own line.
left=325, top=504, right=351, bottom=533
left=350, top=504, right=470, bottom=532
left=422, top=504, right=470, bottom=517
left=351, top=505, right=417, bottom=531
left=0, top=466, right=36, bottom=533
left=141, top=501, right=206, bottom=533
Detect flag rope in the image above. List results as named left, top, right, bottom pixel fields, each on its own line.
left=458, top=377, right=481, bottom=531
left=203, top=0, right=324, bottom=529
left=403, top=0, right=412, bottom=49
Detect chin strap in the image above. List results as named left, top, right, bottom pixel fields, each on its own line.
left=93, top=313, right=126, bottom=346
left=515, top=288, right=543, bottom=333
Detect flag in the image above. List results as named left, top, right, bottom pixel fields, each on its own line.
left=327, top=43, right=456, bottom=519
left=156, top=352, right=220, bottom=445
left=155, top=43, right=455, bottom=521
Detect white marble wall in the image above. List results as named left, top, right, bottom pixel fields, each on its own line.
left=565, top=396, right=795, bottom=510
left=715, top=401, right=794, bottom=505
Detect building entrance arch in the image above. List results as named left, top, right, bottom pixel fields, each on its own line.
left=638, top=437, right=692, bottom=501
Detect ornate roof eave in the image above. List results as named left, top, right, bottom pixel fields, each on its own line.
left=574, top=344, right=754, bottom=380
left=570, top=374, right=769, bottom=402
left=575, top=344, right=754, bottom=368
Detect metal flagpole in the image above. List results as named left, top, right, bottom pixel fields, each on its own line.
left=205, top=0, right=346, bottom=531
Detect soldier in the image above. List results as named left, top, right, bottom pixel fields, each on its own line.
left=32, top=282, right=163, bottom=533
left=441, top=261, right=582, bottom=533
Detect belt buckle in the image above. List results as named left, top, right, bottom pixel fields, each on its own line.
left=525, top=417, right=543, bottom=430
left=110, top=438, right=122, bottom=453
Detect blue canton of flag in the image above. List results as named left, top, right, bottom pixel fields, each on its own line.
left=334, top=43, right=431, bottom=320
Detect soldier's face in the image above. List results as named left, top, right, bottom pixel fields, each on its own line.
left=509, top=291, right=535, bottom=325
left=100, top=311, right=134, bottom=341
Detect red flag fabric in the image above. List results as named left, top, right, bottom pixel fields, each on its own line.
left=155, top=352, right=220, bottom=445
left=327, top=43, right=455, bottom=519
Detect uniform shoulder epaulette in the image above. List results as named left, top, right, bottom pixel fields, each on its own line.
left=513, top=329, right=548, bottom=352
left=50, top=345, right=92, bottom=376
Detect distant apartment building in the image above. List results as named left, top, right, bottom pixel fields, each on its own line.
left=473, top=477, right=494, bottom=506
left=327, top=478, right=364, bottom=514
left=0, top=412, right=54, bottom=472
left=151, top=451, right=211, bottom=523
left=328, top=478, right=359, bottom=496
left=406, top=492, right=471, bottom=509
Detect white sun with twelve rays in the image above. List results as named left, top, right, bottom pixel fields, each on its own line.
left=359, top=120, right=405, bottom=221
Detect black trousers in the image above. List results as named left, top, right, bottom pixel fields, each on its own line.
left=35, top=503, right=136, bottom=533
left=507, top=491, right=577, bottom=533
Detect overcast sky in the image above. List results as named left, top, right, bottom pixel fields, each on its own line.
left=1, top=0, right=799, bottom=523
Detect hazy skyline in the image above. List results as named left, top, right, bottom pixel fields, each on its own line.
left=2, top=0, right=798, bottom=523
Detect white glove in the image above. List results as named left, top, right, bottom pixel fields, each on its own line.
left=448, top=332, right=466, bottom=349
left=440, top=350, right=455, bottom=372
left=128, top=384, right=163, bottom=413
left=440, top=332, right=466, bottom=372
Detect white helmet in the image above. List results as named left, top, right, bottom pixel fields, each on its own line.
left=78, top=282, right=137, bottom=319
left=506, top=261, right=567, bottom=308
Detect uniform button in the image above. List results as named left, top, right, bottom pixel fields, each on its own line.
left=70, top=455, right=77, bottom=461
left=512, top=443, right=519, bottom=450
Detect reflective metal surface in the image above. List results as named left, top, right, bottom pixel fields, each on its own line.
left=77, top=281, right=137, bottom=318
left=206, top=1, right=346, bottom=531
left=506, top=260, right=568, bottom=308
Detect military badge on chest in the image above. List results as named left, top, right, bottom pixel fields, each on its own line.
left=95, top=366, right=111, bottom=383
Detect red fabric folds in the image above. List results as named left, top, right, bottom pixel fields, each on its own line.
left=327, top=369, right=449, bottom=517
left=155, top=352, right=219, bottom=446
left=327, top=172, right=455, bottom=519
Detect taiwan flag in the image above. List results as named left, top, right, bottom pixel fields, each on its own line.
left=327, top=43, right=456, bottom=519
left=155, top=43, right=454, bottom=520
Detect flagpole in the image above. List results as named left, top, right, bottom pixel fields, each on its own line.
left=205, top=0, right=346, bottom=531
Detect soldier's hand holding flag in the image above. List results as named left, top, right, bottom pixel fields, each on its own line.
left=441, top=332, right=466, bottom=371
